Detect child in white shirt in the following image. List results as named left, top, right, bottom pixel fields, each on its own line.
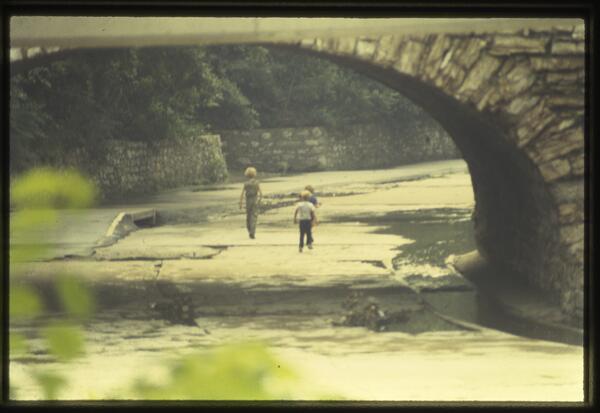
left=294, top=190, right=318, bottom=252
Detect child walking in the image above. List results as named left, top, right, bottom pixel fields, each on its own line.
left=294, top=190, right=318, bottom=253
left=239, top=166, right=263, bottom=239
left=304, top=185, right=321, bottom=208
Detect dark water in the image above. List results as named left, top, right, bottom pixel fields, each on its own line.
left=345, top=208, right=476, bottom=267
left=332, top=208, right=581, bottom=345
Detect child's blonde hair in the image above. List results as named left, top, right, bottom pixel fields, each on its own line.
left=300, top=190, right=311, bottom=201
left=305, top=185, right=314, bottom=193
left=244, top=167, right=257, bottom=178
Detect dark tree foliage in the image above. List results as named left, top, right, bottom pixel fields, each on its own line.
left=10, top=45, right=428, bottom=173
left=206, top=45, right=426, bottom=130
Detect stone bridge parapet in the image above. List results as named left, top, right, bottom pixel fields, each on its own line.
left=292, top=22, right=585, bottom=318
left=9, top=17, right=587, bottom=321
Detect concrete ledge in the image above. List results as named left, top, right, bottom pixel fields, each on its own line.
left=105, top=209, right=156, bottom=237
left=452, top=250, right=583, bottom=346
left=95, top=209, right=157, bottom=248
left=10, top=17, right=581, bottom=50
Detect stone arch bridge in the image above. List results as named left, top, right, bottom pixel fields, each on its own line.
left=10, top=17, right=587, bottom=321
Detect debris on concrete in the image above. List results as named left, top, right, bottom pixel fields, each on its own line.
left=149, top=297, right=198, bottom=327
left=332, top=291, right=409, bottom=332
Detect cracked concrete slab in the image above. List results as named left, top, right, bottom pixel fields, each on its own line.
left=93, top=221, right=413, bottom=247
left=94, top=244, right=223, bottom=261
left=13, top=260, right=158, bottom=283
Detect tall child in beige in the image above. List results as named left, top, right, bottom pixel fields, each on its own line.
left=239, top=167, right=262, bottom=239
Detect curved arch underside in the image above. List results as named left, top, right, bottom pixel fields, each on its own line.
left=9, top=18, right=586, bottom=321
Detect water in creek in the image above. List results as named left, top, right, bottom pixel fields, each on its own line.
left=9, top=170, right=584, bottom=402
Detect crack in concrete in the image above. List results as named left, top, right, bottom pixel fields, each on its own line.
left=153, top=260, right=163, bottom=280
left=97, top=255, right=219, bottom=262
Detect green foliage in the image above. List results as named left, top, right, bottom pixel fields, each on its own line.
left=10, top=208, right=56, bottom=233
left=11, top=45, right=428, bottom=176
left=11, top=168, right=96, bottom=209
left=55, top=276, right=95, bottom=319
left=10, top=168, right=96, bottom=266
left=33, top=371, right=68, bottom=400
left=10, top=285, right=42, bottom=318
left=42, top=322, right=85, bottom=361
left=207, top=45, right=425, bottom=131
left=10, top=333, right=29, bottom=355
left=133, top=342, right=298, bottom=400
left=10, top=167, right=97, bottom=399
left=10, top=47, right=259, bottom=174
left=9, top=240, right=50, bottom=264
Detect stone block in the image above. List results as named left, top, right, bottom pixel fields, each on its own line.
left=550, top=180, right=584, bottom=204
left=572, top=23, right=585, bottom=40
left=456, top=55, right=502, bottom=97
left=506, top=95, right=540, bottom=115
left=558, top=203, right=577, bottom=216
left=558, top=202, right=583, bottom=225
left=551, top=41, right=585, bottom=54
left=515, top=104, right=554, bottom=146
left=453, top=37, right=488, bottom=69
left=393, top=40, right=425, bottom=76
left=495, top=58, right=518, bottom=79
left=534, top=127, right=584, bottom=163
left=355, top=38, right=377, bottom=60
left=545, top=72, right=580, bottom=84
left=559, top=224, right=584, bottom=245
left=501, top=64, right=537, bottom=97
left=475, top=88, right=501, bottom=112
left=317, top=155, right=328, bottom=167
left=555, top=118, right=578, bottom=132
left=312, top=38, right=325, bottom=52
left=489, top=36, right=548, bottom=55
left=299, top=38, right=317, bottom=49
left=568, top=240, right=584, bottom=260
left=334, top=37, right=357, bottom=55
left=538, top=158, right=572, bottom=182
left=546, top=95, right=584, bottom=108
left=311, top=127, right=323, bottom=137
left=529, top=56, right=584, bottom=71
left=373, top=35, right=403, bottom=66
left=425, top=34, right=451, bottom=64
left=442, top=62, right=466, bottom=91
left=570, top=154, right=585, bottom=176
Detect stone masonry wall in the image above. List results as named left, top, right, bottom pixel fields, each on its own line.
left=63, top=135, right=228, bottom=200
left=219, top=123, right=460, bottom=173
left=295, top=22, right=585, bottom=318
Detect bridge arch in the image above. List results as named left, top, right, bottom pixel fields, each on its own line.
left=10, top=18, right=585, bottom=320
left=280, top=25, right=585, bottom=319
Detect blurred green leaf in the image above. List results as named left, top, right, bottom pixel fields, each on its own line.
left=33, top=371, right=67, bottom=400
left=10, top=285, right=42, bottom=318
left=10, top=209, right=56, bottom=265
left=133, top=341, right=297, bottom=400
left=10, top=208, right=57, bottom=233
left=11, top=168, right=96, bottom=209
left=10, top=332, right=29, bottom=355
left=55, top=276, right=95, bottom=318
left=10, top=244, right=49, bottom=265
left=42, top=322, right=85, bottom=361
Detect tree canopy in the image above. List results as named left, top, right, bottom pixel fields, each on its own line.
left=10, top=45, right=430, bottom=173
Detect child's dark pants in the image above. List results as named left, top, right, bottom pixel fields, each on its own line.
left=299, top=219, right=313, bottom=248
